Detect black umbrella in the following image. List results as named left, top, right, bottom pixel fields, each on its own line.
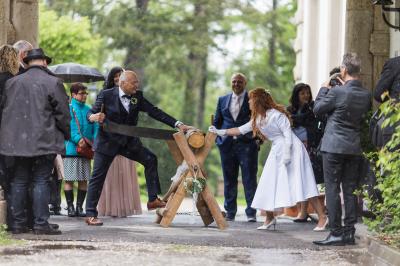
left=49, top=62, right=105, bottom=83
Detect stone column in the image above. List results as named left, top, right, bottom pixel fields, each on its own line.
left=12, top=0, right=39, bottom=47
left=345, top=0, right=375, bottom=90
left=370, top=6, right=390, bottom=93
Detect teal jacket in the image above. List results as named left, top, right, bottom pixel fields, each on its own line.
left=65, top=98, right=98, bottom=157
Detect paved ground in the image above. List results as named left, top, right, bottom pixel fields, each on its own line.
left=0, top=199, right=374, bottom=266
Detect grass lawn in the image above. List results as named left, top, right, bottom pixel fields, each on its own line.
left=0, top=225, right=23, bottom=246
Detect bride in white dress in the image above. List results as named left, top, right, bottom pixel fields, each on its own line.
left=210, top=88, right=327, bottom=231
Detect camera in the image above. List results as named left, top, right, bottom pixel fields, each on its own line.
left=329, top=73, right=342, bottom=87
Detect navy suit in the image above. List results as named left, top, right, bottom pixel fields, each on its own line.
left=85, top=87, right=177, bottom=217
left=213, top=91, right=258, bottom=219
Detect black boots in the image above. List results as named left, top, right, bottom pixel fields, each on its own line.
left=64, top=190, right=75, bottom=217
left=65, top=189, right=87, bottom=217
left=75, top=190, right=87, bottom=217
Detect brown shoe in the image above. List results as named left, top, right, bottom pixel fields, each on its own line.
left=147, top=198, right=166, bottom=210
left=85, top=217, right=103, bottom=226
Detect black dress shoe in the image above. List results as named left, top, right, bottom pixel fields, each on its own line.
left=225, top=216, right=235, bottom=222
left=33, top=226, right=62, bottom=235
left=343, top=231, right=356, bottom=245
left=313, top=233, right=345, bottom=246
left=10, top=227, right=29, bottom=234
left=49, top=223, right=59, bottom=230
left=293, top=215, right=309, bottom=223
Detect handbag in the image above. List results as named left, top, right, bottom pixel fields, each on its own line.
left=72, top=108, right=94, bottom=160
left=369, top=109, right=385, bottom=149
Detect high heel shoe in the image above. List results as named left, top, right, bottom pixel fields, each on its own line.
left=313, top=218, right=328, bottom=231
left=293, top=215, right=310, bottom=223
left=257, top=218, right=277, bottom=230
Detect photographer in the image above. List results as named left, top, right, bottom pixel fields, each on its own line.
left=313, top=53, right=371, bottom=246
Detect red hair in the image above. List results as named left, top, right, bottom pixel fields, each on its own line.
left=249, top=87, right=292, bottom=140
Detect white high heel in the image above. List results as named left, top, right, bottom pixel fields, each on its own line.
left=257, top=218, right=277, bottom=230
left=313, top=218, right=328, bottom=231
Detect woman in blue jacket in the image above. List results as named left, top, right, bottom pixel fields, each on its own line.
left=64, top=83, right=98, bottom=217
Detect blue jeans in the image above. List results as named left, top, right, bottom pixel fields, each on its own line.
left=9, top=155, right=55, bottom=229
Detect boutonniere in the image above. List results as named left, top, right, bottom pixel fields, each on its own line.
left=130, top=97, right=138, bottom=105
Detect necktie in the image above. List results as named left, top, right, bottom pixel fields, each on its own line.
left=122, top=95, right=132, bottom=100
left=232, top=96, right=241, bottom=120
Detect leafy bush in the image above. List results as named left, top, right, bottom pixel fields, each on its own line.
left=363, top=98, right=400, bottom=247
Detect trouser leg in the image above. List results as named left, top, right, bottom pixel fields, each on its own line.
left=31, top=155, right=55, bottom=228
left=219, top=148, right=239, bottom=218
left=236, top=142, right=258, bottom=217
left=120, top=146, right=160, bottom=201
left=85, top=152, right=114, bottom=217
left=342, top=155, right=362, bottom=234
left=9, top=157, right=30, bottom=229
left=322, top=152, right=344, bottom=236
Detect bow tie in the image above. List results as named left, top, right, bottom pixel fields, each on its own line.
left=122, top=95, right=132, bottom=99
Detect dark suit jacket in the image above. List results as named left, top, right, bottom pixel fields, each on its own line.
left=374, top=56, right=400, bottom=102
left=213, top=91, right=256, bottom=152
left=314, top=80, right=371, bottom=155
left=88, top=87, right=177, bottom=156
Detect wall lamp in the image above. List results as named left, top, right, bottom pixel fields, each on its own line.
left=372, top=0, right=400, bottom=30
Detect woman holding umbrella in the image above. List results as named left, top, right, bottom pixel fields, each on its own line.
left=97, top=66, right=142, bottom=217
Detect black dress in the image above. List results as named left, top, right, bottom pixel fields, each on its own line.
left=288, top=101, right=324, bottom=184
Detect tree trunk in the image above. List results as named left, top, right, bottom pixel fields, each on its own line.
left=123, top=0, right=150, bottom=87
left=268, top=0, right=278, bottom=66
left=183, top=1, right=208, bottom=128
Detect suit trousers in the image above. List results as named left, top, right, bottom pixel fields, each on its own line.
left=219, top=140, right=258, bottom=218
left=322, top=152, right=362, bottom=236
left=86, top=145, right=160, bottom=217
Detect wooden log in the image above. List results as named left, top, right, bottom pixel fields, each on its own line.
left=160, top=181, right=186, bottom=228
left=201, top=186, right=227, bottom=230
left=162, top=169, right=189, bottom=202
left=196, top=193, right=214, bottom=226
left=196, top=132, right=216, bottom=164
left=166, top=140, right=184, bottom=165
left=186, top=129, right=205, bottom=149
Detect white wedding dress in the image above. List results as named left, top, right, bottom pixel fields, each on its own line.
left=238, top=109, right=319, bottom=211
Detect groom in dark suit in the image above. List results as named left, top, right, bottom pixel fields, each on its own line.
left=213, top=73, right=258, bottom=222
left=85, top=70, right=189, bottom=225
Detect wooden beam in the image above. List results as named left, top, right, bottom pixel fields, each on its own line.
left=160, top=181, right=186, bottom=228
left=201, top=186, right=227, bottom=230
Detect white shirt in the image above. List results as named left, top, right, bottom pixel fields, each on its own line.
left=119, top=87, right=132, bottom=112
left=229, top=90, right=246, bottom=121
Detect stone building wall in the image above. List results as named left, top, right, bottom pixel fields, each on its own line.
left=0, top=0, right=39, bottom=46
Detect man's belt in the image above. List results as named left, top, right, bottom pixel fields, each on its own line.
left=102, top=120, right=176, bottom=140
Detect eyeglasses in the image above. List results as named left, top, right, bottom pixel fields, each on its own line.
left=77, top=92, right=88, bottom=95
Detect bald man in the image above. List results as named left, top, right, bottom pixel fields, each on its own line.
left=212, top=73, right=259, bottom=222
left=86, top=70, right=189, bottom=225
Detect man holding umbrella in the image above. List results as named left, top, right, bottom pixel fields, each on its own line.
left=0, top=48, right=70, bottom=234
left=85, top=70, right=190, bottom=226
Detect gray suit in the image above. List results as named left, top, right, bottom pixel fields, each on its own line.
left=314, top=80, right=371, bottom=236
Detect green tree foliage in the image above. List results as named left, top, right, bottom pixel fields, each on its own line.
left=364, top=99, right=400, bottom=247
left=42, top=0, right=297, bottom=195
left=39, top=5, right=103, bottom=66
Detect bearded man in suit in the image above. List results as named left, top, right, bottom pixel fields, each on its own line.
left=212, top=73, right=259, bottom=222
left=85, top=70, right=190, bottom=226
